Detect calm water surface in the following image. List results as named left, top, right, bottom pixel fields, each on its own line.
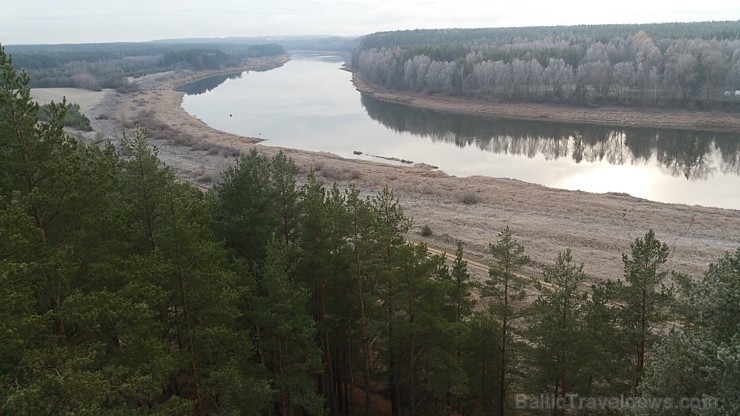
left=181, top=54, right=740, bottom=209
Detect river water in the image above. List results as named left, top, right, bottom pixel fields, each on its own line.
left=180, top=53, right=740, bottom=209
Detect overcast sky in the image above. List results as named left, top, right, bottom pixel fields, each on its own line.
left=2, top=0, right=739, bottom=45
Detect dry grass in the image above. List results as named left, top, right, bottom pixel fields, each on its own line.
left=319, top=165, right=362, bottom=182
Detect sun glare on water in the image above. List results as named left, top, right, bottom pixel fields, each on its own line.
left=559, top=164, right=657, bottom=199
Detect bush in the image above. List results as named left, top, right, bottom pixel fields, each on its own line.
left=459, top=190, right=481, bottom=205
left=320, top=165, right=362, bottom=182
left=38, top=102, right=93, bottom=131
left=421, top=224, right=433, bottom=237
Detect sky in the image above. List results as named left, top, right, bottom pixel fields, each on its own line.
left=2, top=0, right=739, bottom=45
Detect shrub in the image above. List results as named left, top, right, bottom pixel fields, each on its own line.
left=320, top=165, right=362, bottom=182
left=460, top=190, right=480, bottom=205
left=421, top=225, right=433, bottom=237
left=38, top=102, right=93, bottom=131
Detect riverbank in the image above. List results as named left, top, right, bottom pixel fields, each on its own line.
left=31, top=88, right=108, bottom=111
left=353, top=73, right=740, bottom=133
left=59, top=58, right=740, bottom=285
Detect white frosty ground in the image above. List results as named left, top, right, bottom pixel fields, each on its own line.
left=31, top=88, right=108, bottom=112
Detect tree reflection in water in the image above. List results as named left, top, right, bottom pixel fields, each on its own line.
left=177, top=72, right=243, bottom=96
left=361, top=94, right=740, bottom=181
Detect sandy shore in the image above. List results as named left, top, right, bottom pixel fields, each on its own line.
left=59, top=56, right=739, bottom=285
left=353, top=73, right=740, bottom=133
left=31, top=88, right=108, bottom=112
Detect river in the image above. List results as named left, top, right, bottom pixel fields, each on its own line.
left=180, top=53, right=740, bottom=209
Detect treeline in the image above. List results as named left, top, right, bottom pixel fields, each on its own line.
left=2, top=48, right=739, bottom=415
left=162, top=48, right=235, bottom=70
left=352, top=21, right=740, bottom=107
left=155, top=35, right=358, bottom=52
left=4, top=41, right=286, bottom=91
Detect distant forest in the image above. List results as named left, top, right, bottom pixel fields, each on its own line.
left=352, top=21, right=740, bottom=108
left=3, top=42, right=287, bottom=91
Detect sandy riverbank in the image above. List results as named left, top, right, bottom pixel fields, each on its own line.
left=31, top=88, right=108, bottom=111
left=353, top=73, right=740, bottom=133
left=58, top=56, right=739, bottom=284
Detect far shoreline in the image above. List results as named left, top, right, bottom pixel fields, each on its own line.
left=351, top=72, right=740, bottom=133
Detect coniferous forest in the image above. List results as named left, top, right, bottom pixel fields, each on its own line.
left=4, top=42, right=287, bottom=92
left=1, top=45, right=739, bottom=416
left=352, top=21, right=740, bottom=108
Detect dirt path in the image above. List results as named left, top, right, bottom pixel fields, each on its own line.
left=66, top=57, right=740, bottom=284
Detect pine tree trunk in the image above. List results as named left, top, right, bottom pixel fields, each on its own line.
left=389, top=300, right=399, bottom=416
left=347, top=341, right=356, bottom=416
left=355, top=253, right=373, bottom=416
left=499, top=271, right=509, bottom=416
left=320, top=280, right=339, bottom=416
left=176, top=253, right=204, bottom=416
left=407, top=286, right=416, bottom=416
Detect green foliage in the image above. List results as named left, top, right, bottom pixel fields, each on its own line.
left=580, top=280, right=632, bottom=396
left=617, top=230, right=674, bottom=392
left=481, top=226, right=531, bottom=415
left=421, top=224, right=433, bottom=236
left=253, top=239, right=324, bottom=415
left=271, top=151, right=300, bottom=245
left=485, top=226, right=531, bottom=306
left=38, top=102, right=92, bottom=131
left=450, top=241, right=476, bottom=324
left=0, top=46, right=271, bottom=414
left=463, top=311, right=502, bottom=413
left=525, top=249, right=592, bottom=398
left=640, top=249, right=740, bottom=415
left=440, top=241, right=475, bottom=413
left=209, top=148, right=277, bottom=267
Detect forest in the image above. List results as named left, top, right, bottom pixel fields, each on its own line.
left=2, top=47, right=739, bottom=415
left=3, top=41, right=286, bottom=91
left=351, top=21, right=740, bottom=108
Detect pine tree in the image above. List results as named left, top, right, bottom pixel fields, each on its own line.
left=616, top=230, right=674, bottom=394
left=270, top=151, right=300, bottom=246
left=640, top=249, right=740, bottom=415
left=296, top=176, right=353, bottom=415
left=210, top=148, right=274, bottom=268
left=370, top=186, right=412, bottom=416
left=120, top=134, right=271, bottom=414
left=253, top=239, right=324, bottom=415
left=0, top=47, right=192, bottom=414
left=483, top=226, right=530, bottom=416
left=401, top=245, right=463, bottom=416
left=463, top=311, right=502, bottom=415
left=525, top=249, right=590, bottom=407
left=344, top=185, right=376, bottom=416
left=441, top=241, right=475, bottom=414
left=580, top=281, right=629, bottom=396
left=1, top=46, right=276, bottom=414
